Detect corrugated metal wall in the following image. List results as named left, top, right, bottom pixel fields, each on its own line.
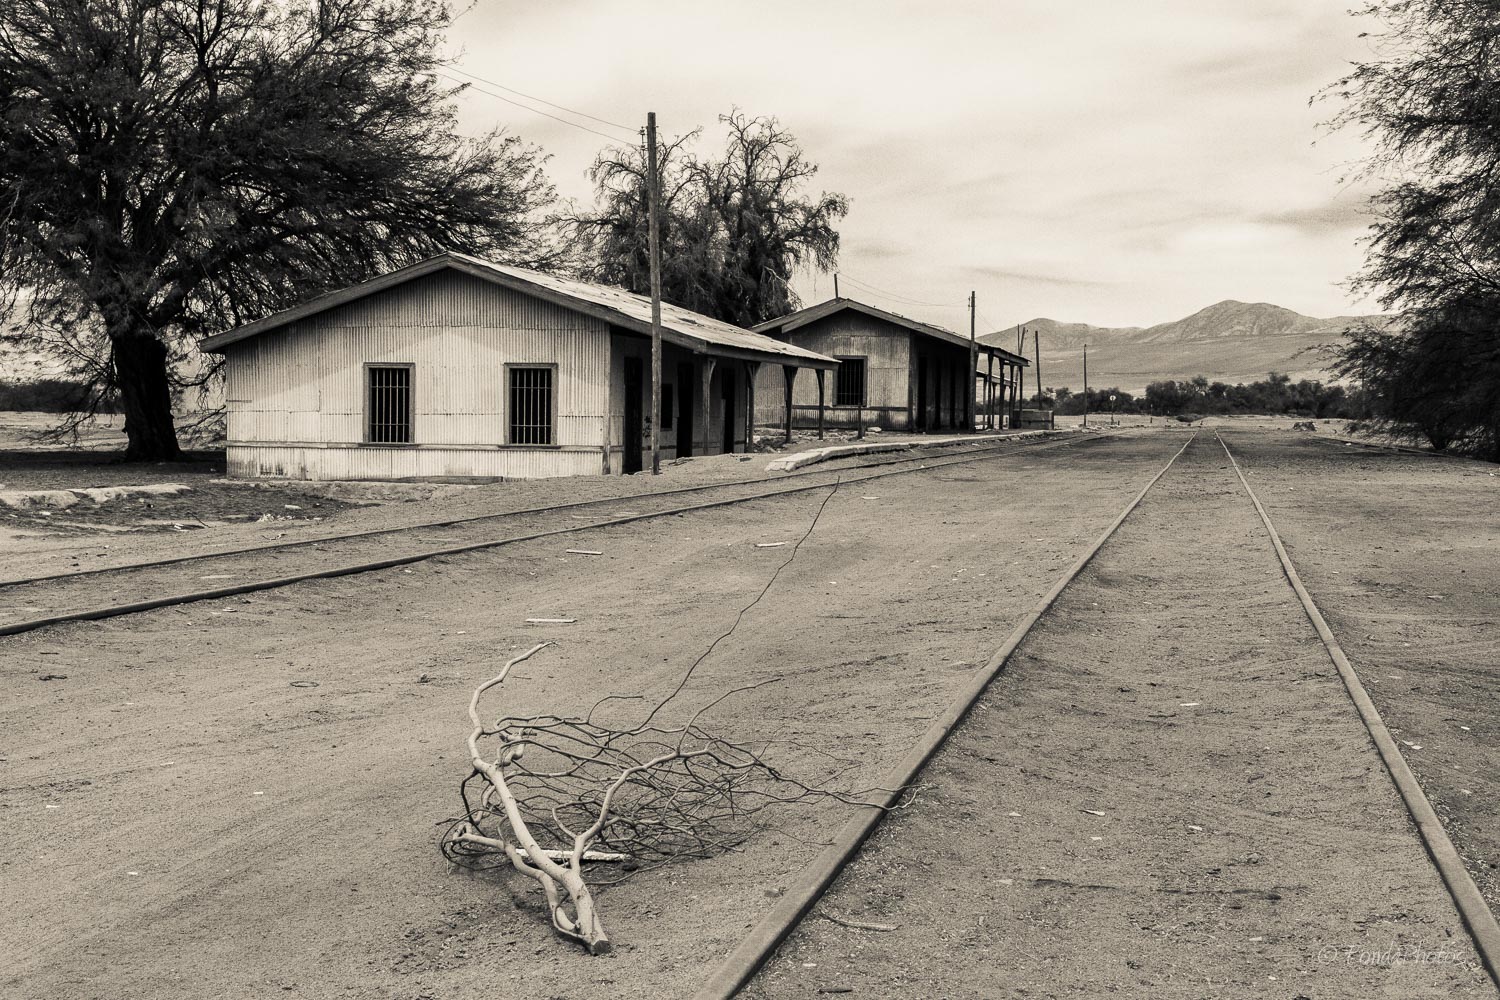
left=753, top=313, right=914, bottom=430
left=607, top=335, right=746, bottom=471
left=223, top=270, right=611, bottom=479
left=226, top=444, right=606, bottom=481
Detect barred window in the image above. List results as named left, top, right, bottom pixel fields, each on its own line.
left=367, top=365, right=412, bottom=444
left=835, top=357, right=867, bottom=407
left=509, top=366, right=554, bottom=445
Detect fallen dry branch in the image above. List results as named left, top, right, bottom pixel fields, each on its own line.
left=440, top=648, right=878, bottom=953
left=818, top=908, right=899, bottom=932
left=440, top=481, right=896, bottom=953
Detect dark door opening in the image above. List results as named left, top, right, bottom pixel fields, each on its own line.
left=940, top=363, right=951, bottom=429
left=623, top=356, right=642, bottom=474
left=915, top=355, right=929, bottom=431
left=721, top=369, right=736, bottom=453
left=676, top=362, right=694, bottom=457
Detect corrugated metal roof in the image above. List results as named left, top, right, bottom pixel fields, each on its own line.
left=754, top=297, right=1031, bottom=366
left=200, top=253, right=837, bottom=369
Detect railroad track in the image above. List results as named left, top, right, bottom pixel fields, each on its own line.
left=0, top=430, right=1104, bottom=638
left=691, top=429, right=1500, bottom=998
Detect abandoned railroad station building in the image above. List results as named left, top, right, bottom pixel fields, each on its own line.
left=750, top=298, right=1030, bottom=432
left=201, top=253, right=836, bottom=480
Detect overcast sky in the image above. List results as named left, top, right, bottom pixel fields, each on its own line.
left=443, top=1, right=1379, bottom=332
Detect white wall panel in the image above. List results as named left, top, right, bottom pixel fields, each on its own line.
left=226, top=445, right=606, bottom=481
left=223, top=270, right=612, bottom=478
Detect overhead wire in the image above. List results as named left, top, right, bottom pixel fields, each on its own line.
left=434, top=71, right=632, bottom=145
left=835, top=272, right=964, bottom=310
left=425, top=74, right=1017, bottom=341
left=977, top=310, right=1010, bottom=334
left=445, top=65, right=638, bottom=136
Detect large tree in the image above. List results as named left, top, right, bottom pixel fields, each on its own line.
left=568, top=111, right=848, bottom=328
left=0, top=0, right=556, bottom=459
left=1326, top=0, right=1500, bottom=459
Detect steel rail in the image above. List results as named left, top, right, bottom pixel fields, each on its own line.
left=0, top=432, right=1111, bottom=639
left=690, top=432, right=1198, bottom=1000
left=1217, top=431, right=1500, bottom=988
left=0, top=432, right=1084, bottom=591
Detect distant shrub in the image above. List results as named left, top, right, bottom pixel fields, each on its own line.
left=0, top=379, right=122, bottom=413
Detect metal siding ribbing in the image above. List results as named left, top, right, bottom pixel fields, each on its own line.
left=224, top=271, right=610, bottom=477
left=226, top=444, right=603, bottom=481
left=752, top=312, right=913, bottom=427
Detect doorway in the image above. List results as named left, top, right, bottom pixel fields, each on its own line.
left=721, top=368, right=736, bottom=453
left=623, top=356, right=642, bottom=474
left=915, top=355, right=929, bottom=431
left=676, top=362, right=694, bottom=457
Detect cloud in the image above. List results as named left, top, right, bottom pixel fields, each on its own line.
left=959, top=264, right=1115, bottom=290
left=1257, top=198, right=1377, bottom=235
left=446, top=0, right=1382, bottom=327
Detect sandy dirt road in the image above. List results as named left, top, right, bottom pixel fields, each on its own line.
left=0, top=432, right=1185, bottom=1000
left=0, top=431, right=1078, bottom=582
left=745, top=433, right=1497, bottom=1000
left=0, top=435, right=1087, bottom=626
left=1216, top=431, right=1500, bottom=915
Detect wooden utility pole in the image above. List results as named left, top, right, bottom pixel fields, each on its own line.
left=986, top=351, right=995, bottom=430
left=646, top=112, right=663, bottom=475
left=1033, top=330, right=1042, bottom=403
left=1082, top=344, right=1089, bottom=428
left=967, top=290, right=978, bottom=432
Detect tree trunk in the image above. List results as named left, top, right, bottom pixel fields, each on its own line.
left=111, top=331, right=182, bottom=461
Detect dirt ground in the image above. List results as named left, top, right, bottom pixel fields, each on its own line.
left=0, top=430, right=1187, bottom=1000
left=0, top=437, right=1093, bottom=630
left=1216, top=430, right=1500, bottom=911
left=746, top=432, right=1497, bottom=1000
left=0, top=409, right=1074, bottom=578
left=4, top=426, right=1494, bottom=999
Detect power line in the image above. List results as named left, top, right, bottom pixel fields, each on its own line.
left=835, top=272, right=964, bottom=309
left=434, top=71, right=630, bottom=144
left=977, top=310, right=1010, bottom=334
left=445, top=65, right=638, bottom=136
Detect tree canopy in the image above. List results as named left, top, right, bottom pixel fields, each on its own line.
left=1033, top=374, right=1356, bottom=418
left=567, top=111, right=848, bottom=328
left=1325, top=0, right=1500, bottom=459
left=0, top=0, right=557, bottom=458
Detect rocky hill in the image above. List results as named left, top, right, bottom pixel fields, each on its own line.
left=983, top=301, right=1388, bottom=394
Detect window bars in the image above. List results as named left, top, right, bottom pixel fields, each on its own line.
left=835, top=357, right=867, bottom=408
left=510, top=366, right=555, bottom=445
left=367, top=365, right=413, bottom=444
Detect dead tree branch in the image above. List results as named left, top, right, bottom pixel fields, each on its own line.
left=440, top=482, right=895, bottom=954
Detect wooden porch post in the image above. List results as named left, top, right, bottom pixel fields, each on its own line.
left=816, top=369, right=826, bottom=440
left=1007, top=364, right=1016, bottom=428
left=986, top=352, right=996, bottom=430
left=699, top=357, right=717, bottom=456
left=1011, top=363, right=1021, bottom=427
left=782, top=364, right=797, bottom=445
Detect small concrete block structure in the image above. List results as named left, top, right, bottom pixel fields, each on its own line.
left=750, top=298, right=1030, bottom=434
left=1018, top=408, right=1055, bottom=429
left=199, top=253, right=837, bottom=480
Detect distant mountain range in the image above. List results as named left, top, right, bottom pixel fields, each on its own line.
left=981, top=300, right=1389, bottom=395
left=2, top=299, right=1386, bottom=401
